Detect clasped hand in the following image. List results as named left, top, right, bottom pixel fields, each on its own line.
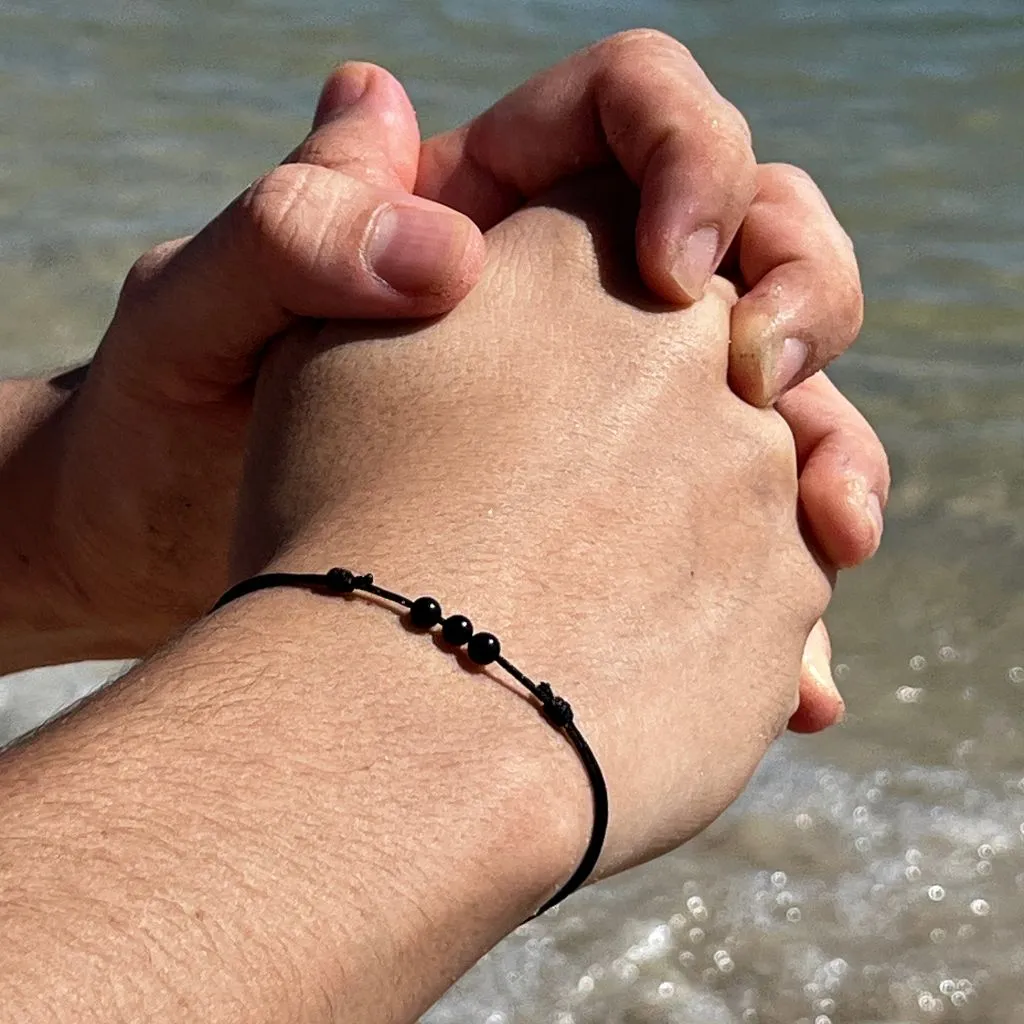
left=1, top=31, right=888, bottom=742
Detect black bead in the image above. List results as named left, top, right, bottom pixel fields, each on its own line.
left=467, top=632, right=501, bottom=665
left=409, top=596, right=442, bottom=629
left=442, top=614, right=474, bottom=647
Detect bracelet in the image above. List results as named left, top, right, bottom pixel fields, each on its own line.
left=211, top=567, right=608, bottom=916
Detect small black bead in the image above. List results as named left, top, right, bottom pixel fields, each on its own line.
left=442, top=614, right=474, bottom=647
left=409, top=596, right=443, bottom=629
left=467, top=632, right=501, bottom=665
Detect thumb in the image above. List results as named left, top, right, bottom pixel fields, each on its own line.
left=102, top=63, right=485, bottom=403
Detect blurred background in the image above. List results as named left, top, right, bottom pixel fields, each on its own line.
left=1, top=1, right=1022, bottom=1021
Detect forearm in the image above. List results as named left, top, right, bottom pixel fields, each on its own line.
left=0, top=575, right=586, bottom=1023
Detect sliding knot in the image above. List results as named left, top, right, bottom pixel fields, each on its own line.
left=325, top=568, right=373, bottom=593
left=537, top=682, right=574, bottom=728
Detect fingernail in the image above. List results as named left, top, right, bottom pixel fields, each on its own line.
left=314, top=65, right=369, bottom=125
left=804, top=621, right=841, bottom=707
left=866, top=492, right=885, bottom=550
left=773, top=336, right=809, bottom=397
left=671, top=226, right=719, bottom=302
left=366, top=204, right=471, bottom=296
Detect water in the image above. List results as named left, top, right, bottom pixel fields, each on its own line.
left=2, top=0, right=1022, bottom=1020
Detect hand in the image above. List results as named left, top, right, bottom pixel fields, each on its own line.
left=0, top=64, right=482, bottom=670
left=2, top=34, right=875, bottom=675
left=233, top=172, right=832, bottom=876
left=416, top=31, right=865, bottom=405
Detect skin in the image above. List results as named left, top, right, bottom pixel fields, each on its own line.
left=2, top=175, right=841, bottom=1024
left=0, top=34, right=883, bottom=695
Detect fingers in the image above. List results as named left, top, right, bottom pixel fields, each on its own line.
left=728, top=163, right=864, bottom=407
left=105, top=63, right=486, bottom=403
left=292, top=62, right=418, bottom=189
left=777, top=373, right=890, bottom=569
left=789, top=620, right=844, bottom=734
left=416, top=28, right=757, bottom=304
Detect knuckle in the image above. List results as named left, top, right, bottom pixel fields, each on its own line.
left=831, top=264, right=865, bottom=344
left=240, top=164, right=314, bottom=247
left=719, top=100, right=754, bottom=150
left=722, top=403, right=800, bottom=513
left=768, top=161, right=818, bottom=191
left=599, top=27, right=689, bottom=62
left=118, top=238, right=187, bottom=310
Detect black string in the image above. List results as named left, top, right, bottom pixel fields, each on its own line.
left=211, top=567, right=608, bottom=917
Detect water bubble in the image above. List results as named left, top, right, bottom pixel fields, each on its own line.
left=678, top=951, right=696, bottom=968
left=814, top=1016, right=832, bottom=1024
left=939, top=645, right=957, bottom=661
left=834, top=663, right=850, bottom=681
left=927, top=885, right=946, bottom=901
left=896, top=685, right=923, bottom=703
left=775, top=891, right=795, bottom=907
left=855, top=836, right=871, bottom=853
left=686, top=895, right=704, bottom=913
left=905, top=865, right=922, bottom=881
left=786, top=907, right=802, bottom=923
left=951, top=991, right=968, bottom=1007
left=957, top=979, right=974, bottom=993
left=771, top=871, right=787, bottom=888
left=910, top=655, right=927, bottom=671
left=853, top=805, right=869, bottom=823
left=576, top=975, right=595, bottom=995
left=689, top=927, right=706, bottom=945
left=669, top=913, right=688, bottom=931
left=977, top=860, right=993, bottom=876
left=795, top=813, right=813, bottom=830
left=485, top=1014, right=508, bottom=1024
left=611, top=959, right=639, bottom=984
left=962, top=686, right=976, bottom=700
left=970, top=898, right=990, bottom=916
left=939, top=979, right=956, bottom=996
left=1008, top=666, right=1024, bottom=684
left=978, top=843, right=996, bottom=859
left=905, top=848, right=922, bottom=865
left=717, top=958, right=735, bottom=975
left=691, top=904, right=709, bottom=923
left=866, top=787, right=882, bottom=803
left=814, top=999, right=836, bottom=1013
left=804, top=983, right=822, bottom=999
left=827, top=959, right=849, bottom=976
left=875, top=769, right=892, bottom=785
left=657, top=982, right=675, bottom=998
left=957, top=924, right=977, bottom=940
left=713, top=949, right=731, bottom=965
left=930, top=928, right=946, bottom=943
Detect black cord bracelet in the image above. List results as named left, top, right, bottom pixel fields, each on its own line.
left=211, top=567, right=608, bottom=917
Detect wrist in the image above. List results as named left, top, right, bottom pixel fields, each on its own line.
left=248, top=566, right=594, bottom=916
left=0, top=381, right=105, bottom=672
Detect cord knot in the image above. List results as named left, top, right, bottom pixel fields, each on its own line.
left=537, top=682, right=574, bottom=728
left=325, top=568, right=373, bottom=593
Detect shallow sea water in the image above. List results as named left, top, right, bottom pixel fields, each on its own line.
left=1, top=1, right=1023, bottom=1021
